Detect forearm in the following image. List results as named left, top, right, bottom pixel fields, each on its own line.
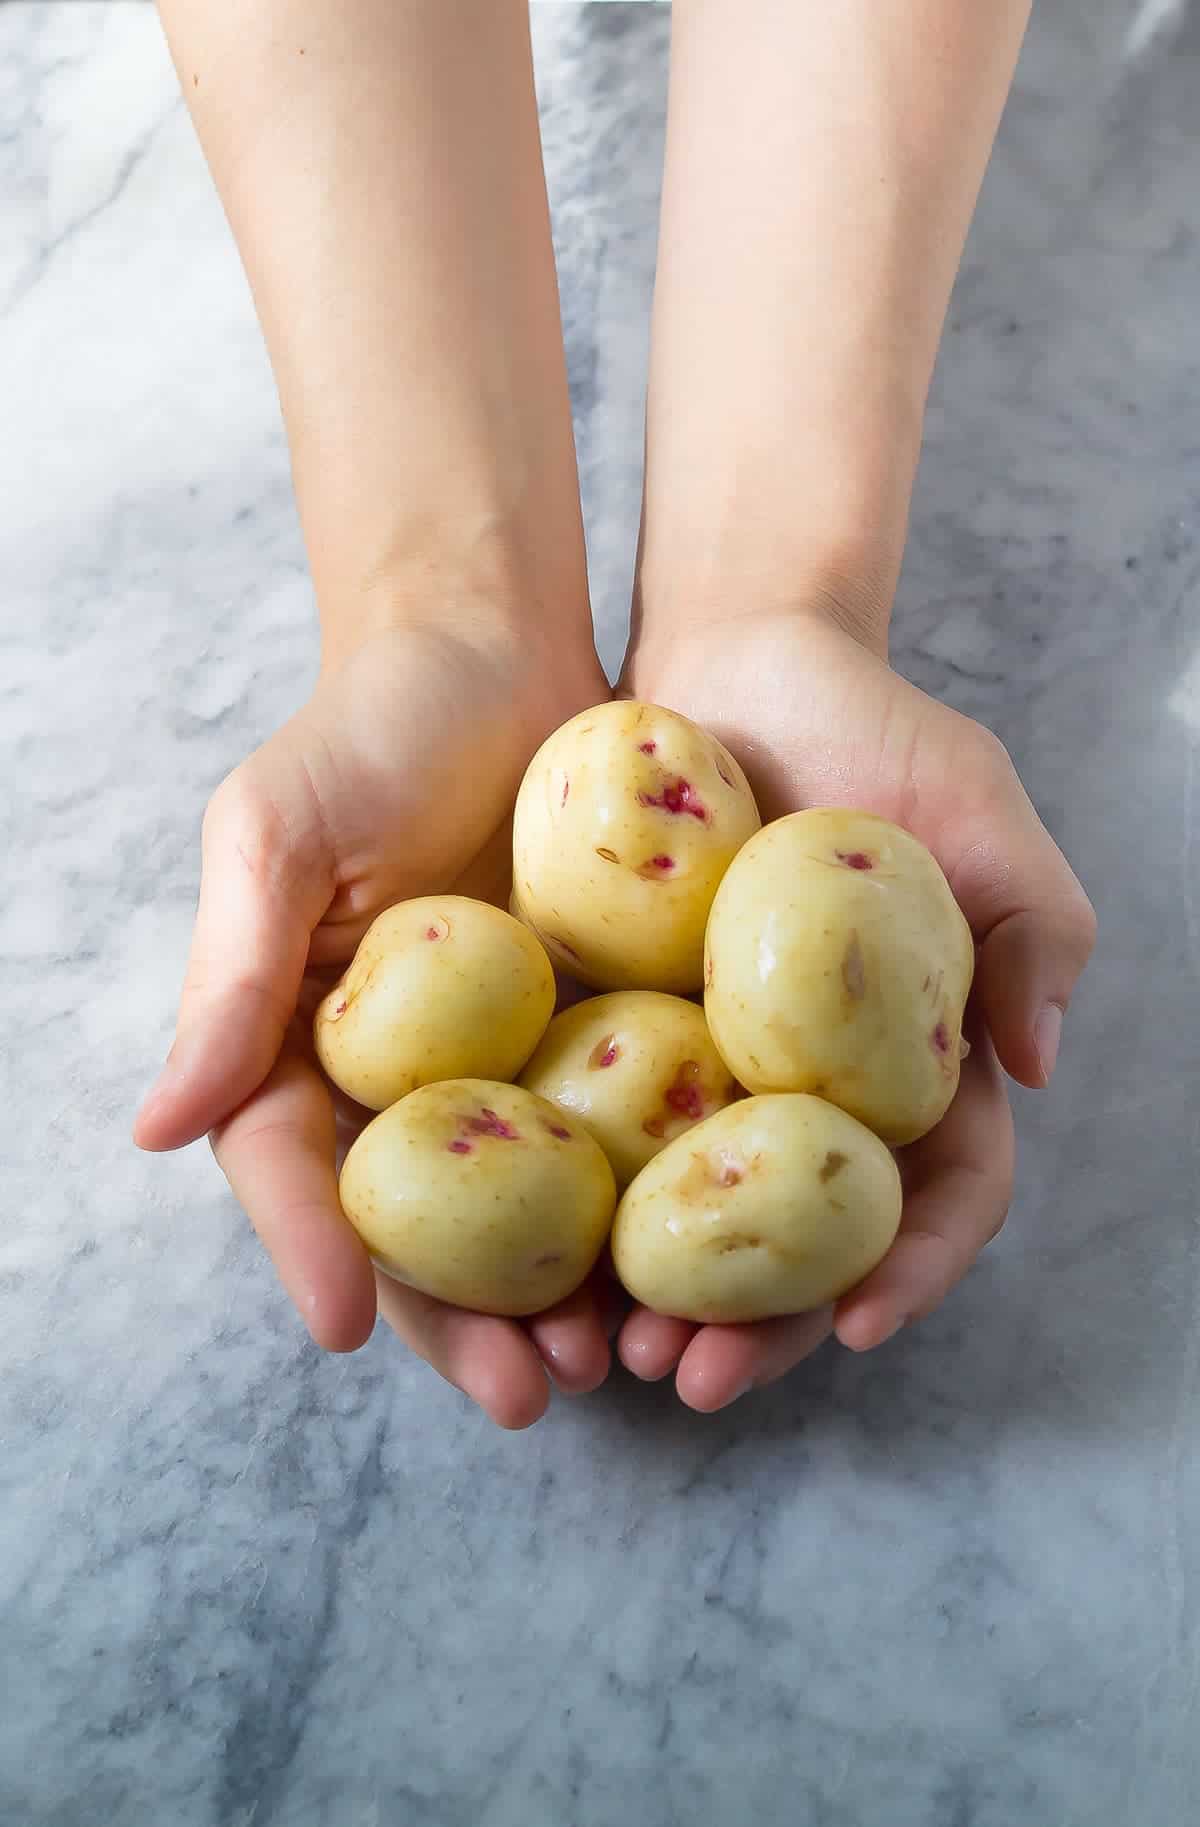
left=157, top=0, right=590, bottom=665
left=637, top=0, right=1031, bottom=651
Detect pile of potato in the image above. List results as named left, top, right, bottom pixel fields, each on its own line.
left=316, top=702, right=974, bottom=1325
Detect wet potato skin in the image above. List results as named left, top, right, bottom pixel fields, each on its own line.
left=339, top=1079, right=616, bottom=1316
left=519, top=990, right=740, bottom=1188
left=314, top=896, right=556, bottom=1112
left=611, top=1093, right=902, bottom=1323
left=704, top=809, right=975, bottom=1146
left=511, top=700, right=761, bottom=993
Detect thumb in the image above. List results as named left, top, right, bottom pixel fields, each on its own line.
left=948, top=761, right=1096, bottom=1091
left=133, top=755, right=335, bottom=1151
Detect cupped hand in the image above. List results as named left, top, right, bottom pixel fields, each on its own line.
left=618, top=606, right=1096, bottom=1411
left=135, top=618, right=613, bottom=1428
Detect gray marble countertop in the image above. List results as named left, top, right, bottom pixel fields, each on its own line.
left=4, top=4, right=1198, bottom=1822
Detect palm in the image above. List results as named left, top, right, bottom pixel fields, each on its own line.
left=617, top=608, right=1092, bottom=1408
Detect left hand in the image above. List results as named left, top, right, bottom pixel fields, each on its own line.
left=617, top=605, right=1096, bottom=1411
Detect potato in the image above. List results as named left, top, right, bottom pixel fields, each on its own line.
left=704, top=809, right=974, bottom=1146
left=339, top=1080, right=616, bottom=1316
left=314, top=897, right=555, bottom=1111
left=611, top=1094, right=901, bottom=1322
left=518, top=991, right=740, bottom=1188
left=511, top=700, right=760, bottom=993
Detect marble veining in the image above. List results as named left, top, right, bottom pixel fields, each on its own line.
left=2, top=3, right=1198, bottom=1823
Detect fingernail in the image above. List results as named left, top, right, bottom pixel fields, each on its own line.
left=1034, top=1005, right=1063, bottom=1084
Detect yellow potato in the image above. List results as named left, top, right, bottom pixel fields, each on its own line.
left=611, top=1094, right=901, bottom=1322
left=519, top=991, right=739, bottom=1188
left=704, top=809, right=974, bottom=1146
left=314, top=897, right=555, bottom=1111
left=339, top=1080, right=616, bottom=1316
left=511, top=700, right=760, bottom=992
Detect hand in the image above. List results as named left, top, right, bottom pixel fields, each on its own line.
left=618, top=605, right=1096, bottom=1411
left=134, top=618, right=613, bottom=1429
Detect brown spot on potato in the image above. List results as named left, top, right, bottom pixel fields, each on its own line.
left=642, top=1115, right=666, bottom=1139
left=841, top=932, right=866, bottom=1001
left=819, top=1150, right=848, bottom=1183
left=540, top=1118, right=572, bottom=1141
left=704, top=953, right=714, bottom=988
left=533, top=1251, right=565, bottom=1269
left=713, top=1234, right=761, bottom=1254
left=595, top=846, right=620, bottom=864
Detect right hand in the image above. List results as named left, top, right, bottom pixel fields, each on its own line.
left=134, top=618, right=614, bottom=1429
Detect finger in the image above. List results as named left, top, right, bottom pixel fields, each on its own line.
left=943, top=743, right=1096, bottom=1088
left=134, top=758, right=334, bottom=1151
left=374, top=1274, right=549, bottom=1431
left=674, top=1307, right=835, bottom=1413
left=835, top=1029, right=1013, bottom=1351
left=527, top=1278, right=612, bottom=1395
left=617, top=1307, right=699, bottom=1381
left=210, top=1048, right=377, bottom=1353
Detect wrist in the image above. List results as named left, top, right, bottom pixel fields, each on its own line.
left=316, top=525, right=596, bottom=679
left=633, top=517, right=902, bottom=667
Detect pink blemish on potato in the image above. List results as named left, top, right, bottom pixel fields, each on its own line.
left=836, top=850, right=874, bottom=871
left=638, top=740, right=657, bottom=755
left=332, top=999, right=348, bottom=1017
left=590, top=1037, right=619, bottom=1070
left=636, top=852, right=676, bottom=879
left=638, top=777, right=709, bottom=823
left=649, top=853, right=675, bottom=871
left=931, top=1022, right=951, bottom=1056
left=540, top=1117, right=572, bottom=1141
left=664, top=1060, right=705, bottom=1121
left=465, top=1108, right=520, bottom=1140
left=447, top=1139, right=473, bottom=1156
left=425, top=926, right=440, bottom=942
left=561, top=777, right=570, bottom=806
left=642, top=1115, right=666, bottom=1139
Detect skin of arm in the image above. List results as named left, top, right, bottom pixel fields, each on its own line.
left=158, top=0, right=594, bottom=668
left=635, top=0, right=1034, bottom=653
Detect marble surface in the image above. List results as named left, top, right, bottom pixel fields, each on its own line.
left=3, top=3, right=1199, bottom=1822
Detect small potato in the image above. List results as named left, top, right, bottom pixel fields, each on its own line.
left=339, top=1080, right=616, bottom=1316
left=315, top=897, right=555, bottom=1112
left=705, top=809, right=974, bottom=1146
left=611, top=1094, right=901, bottom=1323
left=519, top=991, right=739, bottom=1188
left=511, top=700, right=760, bottom=992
